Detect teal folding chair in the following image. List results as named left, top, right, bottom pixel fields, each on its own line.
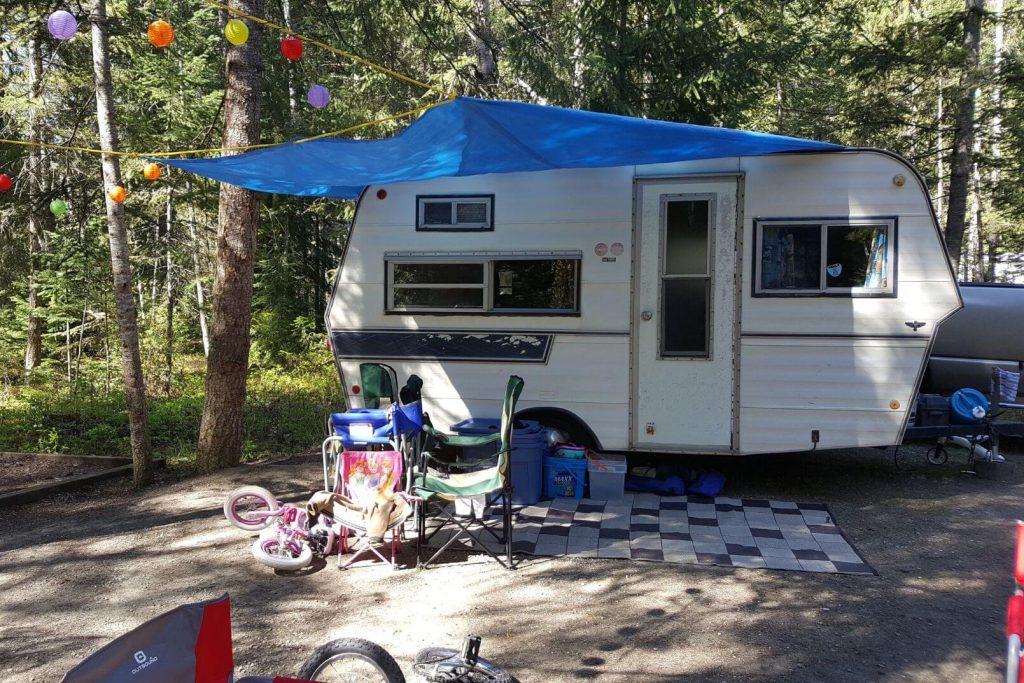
left=414, top=375, right=524, bottom=570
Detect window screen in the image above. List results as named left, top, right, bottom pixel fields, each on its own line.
left=493, top=259, right=578, bottom=311
left=662, top=197, right=712, bottom=357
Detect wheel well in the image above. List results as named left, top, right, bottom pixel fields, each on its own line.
left=514, top=407, right=601, bottom=450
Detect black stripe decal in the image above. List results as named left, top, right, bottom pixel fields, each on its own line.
left=331, top=330, right=552, bottom=362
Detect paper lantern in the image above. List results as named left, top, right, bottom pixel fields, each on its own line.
left=280, top=36, right=303, bottom=61
left=147, top=20, right=174, bottom=48
left=225, top=19, right=249, bottom=46
left=50, top=199, right=67, bottom=217
left=108, top=185, right=127, bottom=203
left=0, top=174, right=11, bottom=192
left=47, top=10, right=78, bottom=41
left=143, top=163, right=161, bottom=181
left=307, top=84, right=329, bottom=109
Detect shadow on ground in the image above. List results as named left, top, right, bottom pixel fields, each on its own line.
left=0, top=446, right=1019, bottom=682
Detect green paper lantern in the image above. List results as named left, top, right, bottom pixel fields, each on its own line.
left=50, top=198, right=67, bottom=217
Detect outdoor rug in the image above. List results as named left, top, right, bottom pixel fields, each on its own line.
left=422, top=493, right=875, bottom=575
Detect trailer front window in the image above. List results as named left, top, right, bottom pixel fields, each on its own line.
left=754, top=218, right=895, bottom=296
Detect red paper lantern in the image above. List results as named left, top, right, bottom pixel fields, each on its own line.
left=0, top=174, right=12, bottom=192
left=148, top=20, right=174, bottom=49
left=280, top=36, right=303, bottom=61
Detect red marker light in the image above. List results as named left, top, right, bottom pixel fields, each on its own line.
left=376, top=189, right=387, bottom=200
left=352, top=385, right=361, bottom=395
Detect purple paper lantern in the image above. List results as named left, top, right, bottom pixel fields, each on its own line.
left=47, top=10, right=78, bottom=41
left=307, top=85, right=330, bottom=110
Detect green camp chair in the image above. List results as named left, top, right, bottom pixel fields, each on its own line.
left=359, top=362, right=399, bottom=409
left=414, top=375, right=524, bottom=570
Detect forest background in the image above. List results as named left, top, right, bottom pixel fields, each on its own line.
left=0, top=0, right=1022, bottom=469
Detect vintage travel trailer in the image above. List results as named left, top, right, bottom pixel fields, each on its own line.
left=166, top=97, right=963, bottom=455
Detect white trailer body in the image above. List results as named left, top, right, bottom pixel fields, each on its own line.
left=326, top=150, right=961, bottom=455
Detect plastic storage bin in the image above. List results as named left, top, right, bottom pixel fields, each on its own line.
left=450, top=418, right=546, bottom=505
left=914, top=394, right=950, bottom=427
left=543, top=454, right=587, bottom=499
left=587, top=453, right=627, bottom=500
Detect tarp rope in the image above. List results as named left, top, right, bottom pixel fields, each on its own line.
left=0, top=1, right=455, bottom=159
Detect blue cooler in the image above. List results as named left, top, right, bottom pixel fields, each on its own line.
left=330, top=409, right=391, bottom=448
left=450, top=418, right=546, bottom=505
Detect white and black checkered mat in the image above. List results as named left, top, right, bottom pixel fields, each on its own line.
left=424, top=493, right=875, bottom=575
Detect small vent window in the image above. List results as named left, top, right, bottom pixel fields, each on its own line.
left=417, top=195, right=493, bottom=231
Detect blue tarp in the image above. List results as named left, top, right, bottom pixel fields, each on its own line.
left=160, top=97, right=845, bottom=199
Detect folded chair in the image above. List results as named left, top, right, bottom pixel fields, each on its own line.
left=333, top=450, right=410, bottom=569
left=414, top=375, right=524, bottom=570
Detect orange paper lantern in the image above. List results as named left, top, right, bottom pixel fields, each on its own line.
left=108, top=185, right=127, bottom=203
left=143, top=163, right=161, bottom=181
left=147, top=20, right=174, bottom=48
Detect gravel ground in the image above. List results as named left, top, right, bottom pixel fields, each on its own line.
left=1, top=444, right=1021, bottom=683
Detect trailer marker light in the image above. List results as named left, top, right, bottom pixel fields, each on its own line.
left=352, top=385, right=361, bottom=395
left=377, top=189, right=387, bottom=200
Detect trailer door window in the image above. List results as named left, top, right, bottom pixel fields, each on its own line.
left=662, top=198, right=712, bottom=358
left=755, top=219, right=895, bottom=296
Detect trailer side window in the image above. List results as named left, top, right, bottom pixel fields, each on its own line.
left=390, top=262, right=486, bottom=310
left=386, top=253, right=581, bottom=314
left=754, top=219, right=895, bottom=296
left=416, top=195, right=493, bottom=231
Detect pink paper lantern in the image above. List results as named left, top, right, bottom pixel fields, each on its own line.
left=307, top=84, right=330, bottom=110
left=47, top=10, right=78, bottom=41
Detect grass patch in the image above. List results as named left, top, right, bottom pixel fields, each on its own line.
left=0, top=353, right=342, bottom=468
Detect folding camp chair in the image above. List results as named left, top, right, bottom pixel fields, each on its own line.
left=414, top=375, right=524, bottom=570
left=993, top=367, right=1024, bottom=411
left=60, top=594, right=298, bottom=683
left=334, top=450, right=411, bottom=569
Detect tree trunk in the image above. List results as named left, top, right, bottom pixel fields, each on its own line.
left=944, top=0, right=984, bottom=273
left=470, top=0, right=499, bottom=87
left=936, top=86, right=944, bottom=227
left=187, top=182, right=211, bottom=356
left=196, top=0, right=265, bottom=473
left=987, top=0, right=1004, bottom=281
left=90, top=0, right=154, bottom=487
left=24, top=31, right=45, bottom=373
left=282, top=0, right=297, bottom=127
left=165, top=190, right=175, bottom=395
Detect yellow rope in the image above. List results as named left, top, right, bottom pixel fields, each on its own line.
left=201, top=0, right=454, bottom=99
left=0, top=98, right=453, bottom=159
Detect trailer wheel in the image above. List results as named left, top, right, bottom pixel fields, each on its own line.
left=926, top=445, right=948, bottom=466
left=516, top=409, right=599, bottom=450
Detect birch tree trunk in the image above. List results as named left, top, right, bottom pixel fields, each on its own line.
left=24, top=31, right=45, bottom=372
left=470, top=0, right=498, bottom=87
left=187, top=181, right=210, bottom=356
left=936, top=87, right=944, bottom=227
left=944, top=0, right=984, bottom=273
left=196, top=0, right=265, bottom=472
left=90, top=0, right=154, bottom=487
left=987, top=0, right=1004, bottom=281
left=282, top=0, right=297, bottom=126
left=164, top=190, right=175, bottom=395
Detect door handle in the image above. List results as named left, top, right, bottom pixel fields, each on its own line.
left=640, top=310, right=653, bottom=321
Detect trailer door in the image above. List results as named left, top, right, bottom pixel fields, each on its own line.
left=632, top=178, right=738, bottom=451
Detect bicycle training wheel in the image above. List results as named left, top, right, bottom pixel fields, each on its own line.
left=224, top=485, right=278, bottom=531
left=297, top=638, right=406, bottom=683
left=413, top=647, right=512, bottom=683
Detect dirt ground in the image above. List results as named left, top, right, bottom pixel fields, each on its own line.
left=1, top=444, right=1021, bottom=683
left=0, top=454, right=118, bottom=495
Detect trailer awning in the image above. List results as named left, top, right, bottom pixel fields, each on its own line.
left=159, top=97, right=845, bottom=199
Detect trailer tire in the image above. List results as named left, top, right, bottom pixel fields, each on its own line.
left=516, top=409, right=599, bottom=450
left=926, top=445, right=948, bottom=466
